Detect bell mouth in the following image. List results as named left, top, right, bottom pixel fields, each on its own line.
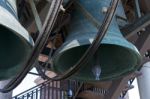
left=53, top=44, right=141, bottom=82
left=0, top=25, right=32, bottom=80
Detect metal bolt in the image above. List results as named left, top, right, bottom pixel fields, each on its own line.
left=141, top=28, right=146, bottom=32
left=137, top=32, right=141, bottom=36
left=60, top=5, right=66, bottom=12
left=144, top=51, right=150, bottom=58
left=102, top=7, right=108, bottom=14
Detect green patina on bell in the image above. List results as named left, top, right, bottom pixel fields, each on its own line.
left=53, top=0, right=141, bottom=82
left=0, top=0, right=34, bottom=80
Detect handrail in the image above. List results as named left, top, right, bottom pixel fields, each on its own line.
left=12, top=80, right=51, bottom=98
left=12, top=80, right=82, bottom=99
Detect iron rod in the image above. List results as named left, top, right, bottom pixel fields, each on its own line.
left=28, top=0, right=42, bottom=33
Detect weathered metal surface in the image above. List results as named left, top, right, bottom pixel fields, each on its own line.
left=53, top=0, right=141, bottom=81
left=121, top=13, right=150, bottom=39
left=0, top=0, right=33, bottom=79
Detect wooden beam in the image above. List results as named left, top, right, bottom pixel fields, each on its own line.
left=104, top=75, right=132, bottom=99
left=121, top=13, right=150, bottom=39
left=135, top=26, right=150, bottom=65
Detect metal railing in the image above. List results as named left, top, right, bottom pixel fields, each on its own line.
left=12, top=80, right=82, bottom=99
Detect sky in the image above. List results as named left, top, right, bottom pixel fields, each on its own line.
left=128, top=79, right=140, bottom=99
left=13, top=68, right=38, bottom=96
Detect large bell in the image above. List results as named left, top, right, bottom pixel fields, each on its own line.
left=0, top=0, right=34, bottom=80
left=53, top=0, right=141, bottom=82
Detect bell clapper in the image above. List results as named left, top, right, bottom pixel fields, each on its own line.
left=92, top=53, right=102, bottom=80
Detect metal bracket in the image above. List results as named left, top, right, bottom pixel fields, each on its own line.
left=145, top=50, right=150, bottom=58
